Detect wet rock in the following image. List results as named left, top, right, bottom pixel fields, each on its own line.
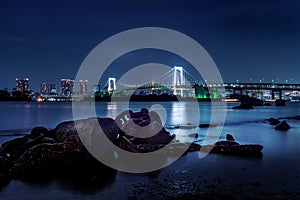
left=116, top=108, right=175, bottom=146
left=28, top=126, right=48, bottom=139
left=275, top=120, right=290, bottom=131
left=0, top=134, right=55, bottom=160
left=268, top=118, right=280, bottom=125
left=10, top=135, right=87, bottom=177
left=188, top=133, right=198, bottom=138
left=215, top=141, right=240, bottom=147
left=187, top=143, right=201, bottom=152
left=294, top=116, right=300, bottom=120
left=199, top=124, right=217, bottom=128
left=210, top=141, right=263, bottom=156
left=53, top=117, right=120, bottom=144
left=0, top=156, right=12, bottom=173
left=226, top=134, right=235, bottom=141
left=232, top=104, right=253, bottom=109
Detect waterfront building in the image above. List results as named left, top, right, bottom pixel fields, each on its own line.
left=40, top=82, right=50, bottom=95
left=79, top=80, right=88, bottom=95
left=50, top=84, right=57, bottom=95
left=61, top=79, right=74, bottom=96
left=16, top=78, right=29, bottom=93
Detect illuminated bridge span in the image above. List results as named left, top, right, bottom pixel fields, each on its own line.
left=100, top=66, right=300, bottom=100
left=102, top=66, right=200, bottom=96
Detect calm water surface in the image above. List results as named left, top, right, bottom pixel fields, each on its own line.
left=0, top=101, right=300, bottom=199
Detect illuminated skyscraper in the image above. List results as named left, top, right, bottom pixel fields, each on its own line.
left=61, top=79, right=74, bottom=96
left=50, top=84, right=57, bottom=95
left=16, top=78, right=29, bottom=93
left=79, top=80, right=88, bottom=95
left=40, top=82, right=50, bottom=95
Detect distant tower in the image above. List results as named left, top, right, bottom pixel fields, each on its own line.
left=173, top=66, right=184, bottom=86
left=61, top=79, right=74, bottom=96
left=172, top=66, right=185, bottom=96
left=108, top=77, right=116, bottom=91
left=79, top=80, right=88, bottom=95
left=50, top=84, right=57, bottom=95
left=40, top=82, right=50, bottom=95
left=16, top=78, right=29, bottom=93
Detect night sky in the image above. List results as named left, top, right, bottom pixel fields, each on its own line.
left=1, top=0, right=300, bottom=91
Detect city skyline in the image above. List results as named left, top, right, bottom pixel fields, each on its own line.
left=0, top=0, right=300, bottom=91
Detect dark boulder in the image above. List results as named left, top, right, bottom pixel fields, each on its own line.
left=294, top=116, right=300, bottom=120
left=10, top=135, right=87, bottom=177
left=215, top=141, right=240, bottom=146
left=116, top=108, right=175, bottom=145
left=0, top=156, right=12, bottom=173
left=188, top=133, right=198, bottom=138
left=226, top=134, right=235, bottom=141
left=268, top=118, right=280, bottom=125
left=275, top=120, right=291, bottom=131
left=28, top=126, right=48, bottom=139
left=210, top=141, right=263, bottom=156
left=0, top=134, right=56, bottom=160
left=199, top=124, right=217, bottom=128
left=53, top=117, right=120, bottom=144
left=232, top=104, right=253, bottom=109
left=187, top=141, right=263, bottom=157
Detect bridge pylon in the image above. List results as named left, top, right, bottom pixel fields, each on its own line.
left=108, top=77, right=116, bottom=91
left=173, top=66, right=185, bottom=96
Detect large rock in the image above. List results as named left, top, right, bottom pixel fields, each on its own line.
left=275, top=120, right=290, bottom=131
left=53, top=117, right=120, bottom=144
left=28, top=126, right=49, bottom=139
left=115, top=108, right=175, bottom=145
left=0, top=134, right=55, bottom=160
left=10, top=135, right=87, bottom=177
left=268, top=118, right=280, bottom=125
left=226, top=134, right=235, bottom=141
left=187, top=141, right=263, bottom=156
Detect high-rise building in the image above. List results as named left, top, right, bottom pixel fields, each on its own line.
left=16, top=78, right=29, bottom=93
left=40, top=82, right=50, bottom=95
left=79, top=80, right=88, bottom=95
left=61, top=79, right=74, bottom=96
left=50, top=84, right=57, bottom=95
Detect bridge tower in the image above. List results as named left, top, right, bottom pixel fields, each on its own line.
left=173, top=66, right=184, bottom=96
left=108, top=77, right=116, bottom=92
left=173, top=66, right=184, bottom=86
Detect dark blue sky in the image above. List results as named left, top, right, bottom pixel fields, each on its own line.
left=1, top=0, right=300, bottom=91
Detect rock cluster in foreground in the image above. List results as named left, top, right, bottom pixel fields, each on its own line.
left=0, top=108, right=263, bottom=184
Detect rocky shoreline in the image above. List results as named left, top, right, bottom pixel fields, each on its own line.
left=0, top=108, right=263, bottom=187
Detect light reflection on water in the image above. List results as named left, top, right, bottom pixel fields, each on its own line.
left=0, top=101, right=300, bottom=197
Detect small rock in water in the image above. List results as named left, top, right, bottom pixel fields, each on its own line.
left=199, top=124, right=217, bottom=128
left=232, top=104, right=253, bottom=109
left=268, top=118, right=280, bottom=126
left=226, top=134, right=235, bottom=141
left=188, top=133, right=198, bottom=138
left=275, top=120, right=291, bottom=131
